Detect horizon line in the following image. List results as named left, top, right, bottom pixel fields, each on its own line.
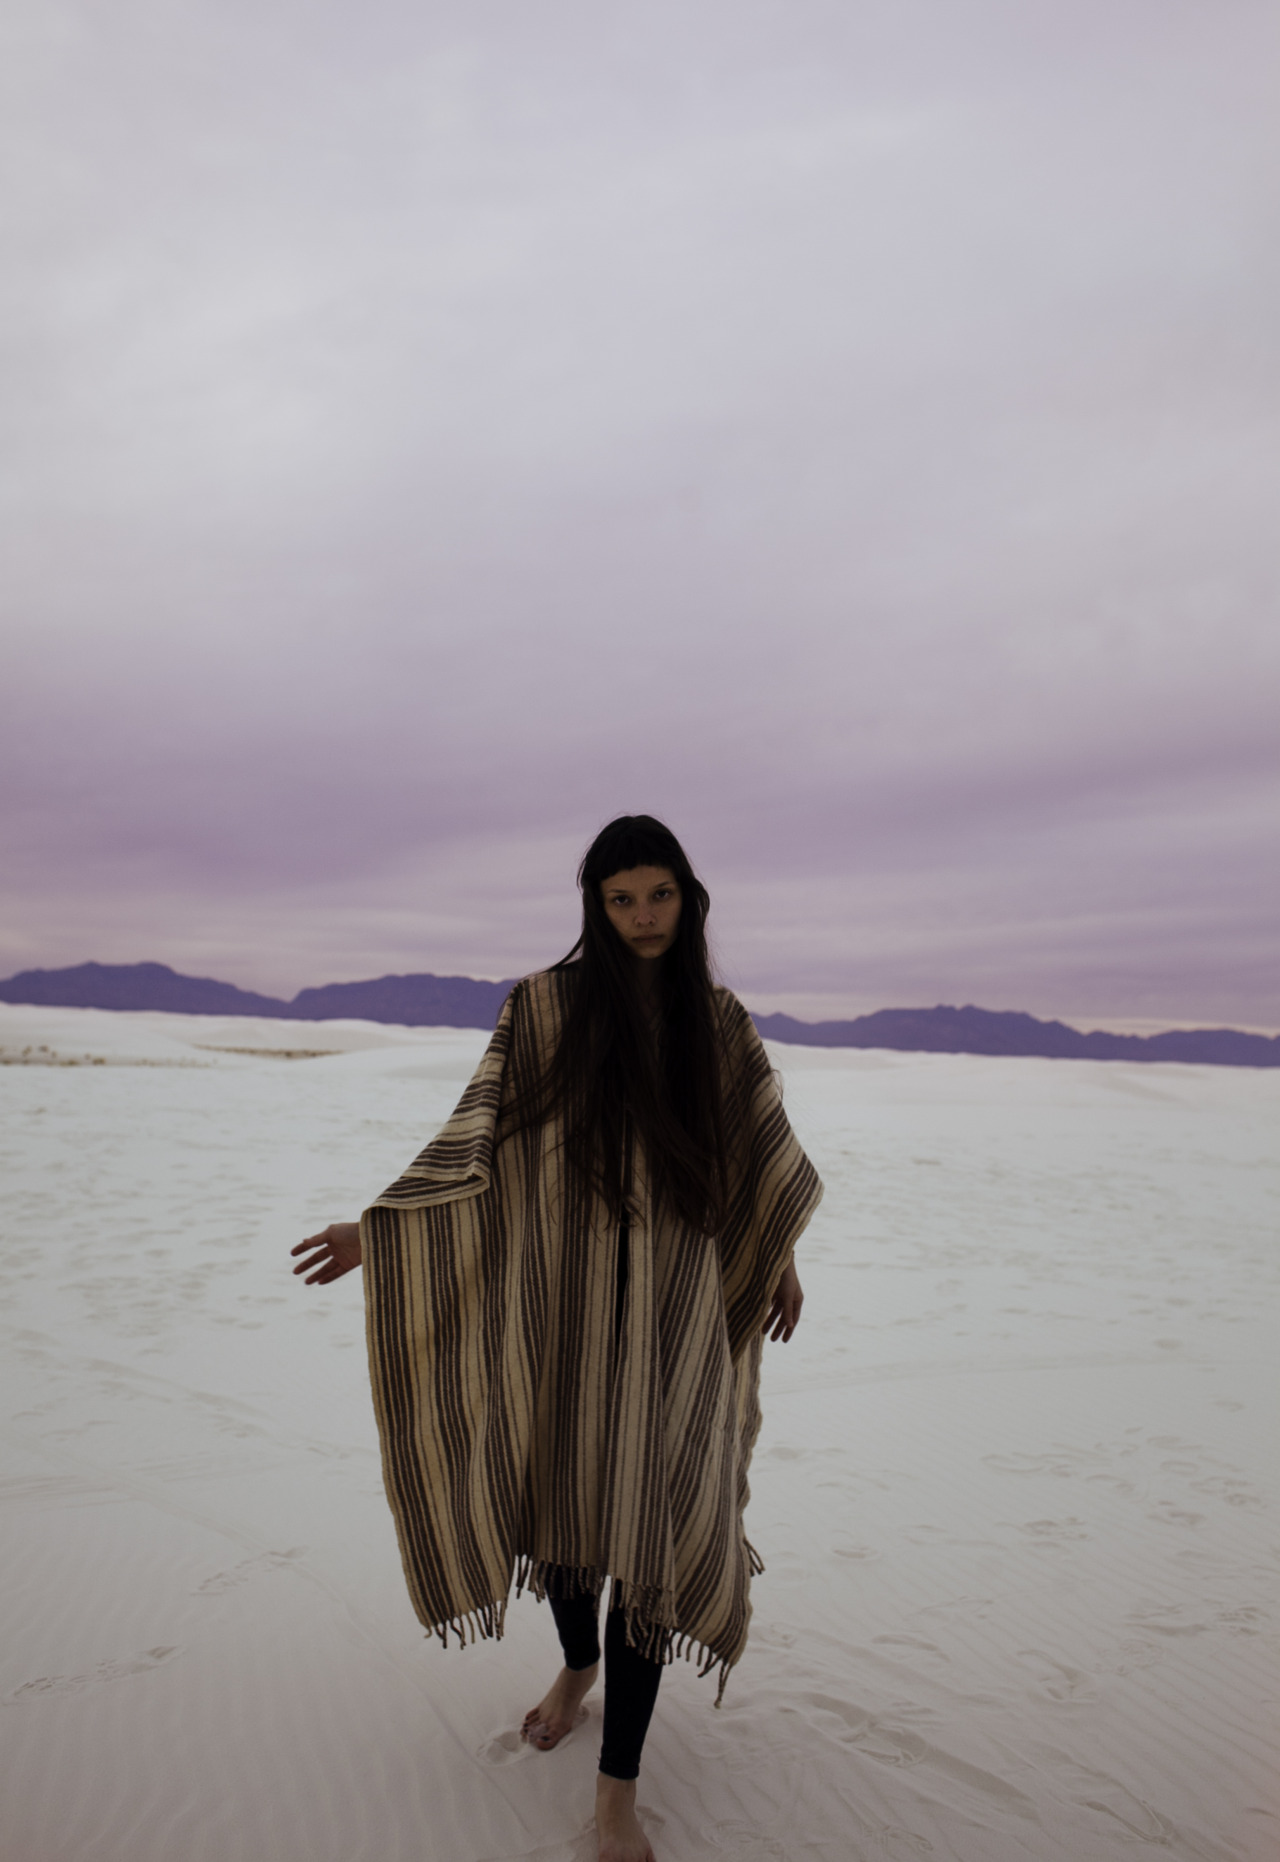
left=1, top=956, right=1277, bottom=1041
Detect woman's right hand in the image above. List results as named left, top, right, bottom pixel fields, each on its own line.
left=291, top=1222, right=363, bottom=1285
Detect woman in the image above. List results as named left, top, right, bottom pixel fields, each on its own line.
left=293, top=816, right=822, bottom=1862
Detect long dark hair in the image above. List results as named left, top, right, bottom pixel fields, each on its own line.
left=536, top=815, right=729, bottom=1232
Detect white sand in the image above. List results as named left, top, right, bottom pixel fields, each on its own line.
left=2, top=1002, right=1277, bottom=1862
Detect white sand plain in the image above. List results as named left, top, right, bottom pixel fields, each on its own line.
left=1, top=1002, right=1277, bottom=1862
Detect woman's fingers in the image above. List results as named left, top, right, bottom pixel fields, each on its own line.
left=292, top=1222, right=362, bottom=1286
left=765, top=1284, right=803, bottom=1342
left=291, top=1231, right=334, bottom=1258
left=298, top=1254, right=350, bottom=1284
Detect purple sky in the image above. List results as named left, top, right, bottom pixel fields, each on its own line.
left=4, top=1, right=1278, bottom=1025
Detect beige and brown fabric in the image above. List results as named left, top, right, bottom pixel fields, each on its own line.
left=361, top=968, right=823, bottom=1697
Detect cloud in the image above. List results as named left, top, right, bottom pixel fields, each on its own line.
left=2, top=0, right=1277, bottom=1021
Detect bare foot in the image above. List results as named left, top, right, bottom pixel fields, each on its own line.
left=595, top=1776, right=656, bottom=1862
left=520, top=1662, right=599, bottom=1751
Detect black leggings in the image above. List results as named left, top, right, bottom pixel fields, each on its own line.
left=547, top=1586, right=664, bottom=1781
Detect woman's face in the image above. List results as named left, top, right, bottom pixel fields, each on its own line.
left=600, top=865, right=682, bottom=961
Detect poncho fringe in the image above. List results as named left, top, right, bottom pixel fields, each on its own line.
left=361, top=969, right=822, bottom=1698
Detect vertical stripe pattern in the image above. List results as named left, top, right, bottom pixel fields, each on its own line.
left=361, top=971, right=823, bottom=1691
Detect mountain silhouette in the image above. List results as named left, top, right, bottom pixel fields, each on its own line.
left=0, top=961, right=516, bottom=1029
left=1, top=961, right=1275, bottom=1066
left=750, top=1004, right=1279, bottom=1068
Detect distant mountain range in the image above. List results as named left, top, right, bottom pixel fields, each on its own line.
left=749, top=1006, right=1280, bottom=1068
left=1, top=961, right=1276, bottom=1067
left=0, top=961, right=514, bottom=1029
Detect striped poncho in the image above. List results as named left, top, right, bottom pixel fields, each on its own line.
left=360, top=968, right=823, bottom=1695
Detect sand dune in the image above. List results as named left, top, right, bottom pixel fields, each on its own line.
left=2, top=1002, right=1277, bottom=1861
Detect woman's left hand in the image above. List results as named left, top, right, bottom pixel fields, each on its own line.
left=763, top=1259, right=803, bottom=1343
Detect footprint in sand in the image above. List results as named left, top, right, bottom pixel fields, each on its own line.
left=480, top=1729, right=536, bottom=1764
left=476, top=1809, right=663, bottom=1861
left=7, top=1645, right=181, bottom=1702
left=1017, top=1517, right=1090, bottom=1543
left=1190, top=1474, right=1261, bottom=1509
left=1068, top=1769, right=1176, bottom=1843
left=1015, top=1648, right=1097, bottom=1702
left=1127, top=1605, right=1209, bottom=1638
left=707, top=1825, right=789, bottom=1860
left=872, top=1634, right=947, bottom=1663
left=1215, top=1605, right=1270, bottom=1636
left=1108, top=1638, right=1164, bottom=1673
left=902, top=1523, right=997, bottom=1550
left=797, top=1694, right=1038, bottom=1811
left=195, top=1548, right=307, bottom=1595
left=479, top=1707, right=590, bottom=1763
left=1148, top=1502, right=1206, bottom=1528
left=916, top=1593, right=995, bottom=1623
left=864, top=1827, right=935, bottom=1858
left=751, top=1622, right=797, bottom=1649
left=983, top=1449, right=1090, bottom=1480
left=476, top=1825, right=602, bottom=1862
